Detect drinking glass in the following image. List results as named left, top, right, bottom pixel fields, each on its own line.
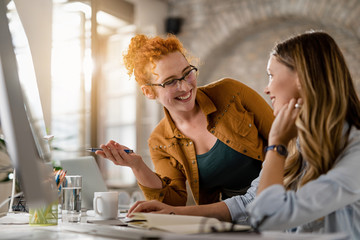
left=61, top=175, right=82, bottom=223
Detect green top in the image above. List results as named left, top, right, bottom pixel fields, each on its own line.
left=197, top=139, right=261, bottom=199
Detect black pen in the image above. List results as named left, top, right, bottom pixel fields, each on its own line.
left=86, top=148, right=134, bottom=154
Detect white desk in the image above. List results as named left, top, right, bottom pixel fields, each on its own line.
left=0, top=213, right=349, bottom=240
left=0, top=212, right=163, bottom=240
left=0, top=224, right=112, bottom=240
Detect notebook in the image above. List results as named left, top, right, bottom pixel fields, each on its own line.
left=60, top=156, right=108, bottom=210
left=126, top=212, right=251, bottom=234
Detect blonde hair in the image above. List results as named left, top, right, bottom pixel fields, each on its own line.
left=272, top=31, right=360, bottom=190
left=123, top=34, right=190, bottom=86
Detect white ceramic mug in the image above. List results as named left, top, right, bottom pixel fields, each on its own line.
left=93, top=192, right=118, bottom=220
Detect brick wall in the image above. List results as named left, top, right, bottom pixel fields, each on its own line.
left=169, top=0, right=360, bottom=102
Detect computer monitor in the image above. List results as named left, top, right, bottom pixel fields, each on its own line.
left=0, top=1, right=57, bottom=207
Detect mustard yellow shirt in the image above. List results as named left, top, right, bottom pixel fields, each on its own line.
left=138, top=78, right=274, bottom=205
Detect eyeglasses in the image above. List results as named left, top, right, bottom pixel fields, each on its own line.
left=146, top=65, right=198, bottom=88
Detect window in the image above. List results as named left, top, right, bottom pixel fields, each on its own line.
left=9, top=0, right=142, bottom=188
left=51, top=1, right=137, bottom=186
left=100, top=31, right=137, bottom=187
left=51, top=2, right=92, bottom=160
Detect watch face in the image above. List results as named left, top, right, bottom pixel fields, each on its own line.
left=265, top=144, right=288, bottom=157
left=276, top=145, right=288, bottom=156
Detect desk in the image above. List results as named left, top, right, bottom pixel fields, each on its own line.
left=0, top=213, right=348, bottom=240
left=0, top=212, right=161, bottom=240
left=0, top=224, right=112, bottom=240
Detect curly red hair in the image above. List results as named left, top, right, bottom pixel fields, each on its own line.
left=123, top=34, right=189, bottom=86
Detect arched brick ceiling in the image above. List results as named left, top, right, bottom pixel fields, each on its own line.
left=172, top=0, right=360, bottom=100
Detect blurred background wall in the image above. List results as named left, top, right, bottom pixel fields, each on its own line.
left=170, top=0, right=360, bottom=101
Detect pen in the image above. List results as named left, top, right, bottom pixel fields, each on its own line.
left=86, top=148, right=134, bottom=154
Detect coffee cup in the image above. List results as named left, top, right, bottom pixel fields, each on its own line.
left=93, top=192, right=118, bottom=220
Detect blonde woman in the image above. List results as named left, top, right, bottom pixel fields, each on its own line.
left=129, top=31, right=360, bottom=238
left=247, top=31, right=360, bottom=237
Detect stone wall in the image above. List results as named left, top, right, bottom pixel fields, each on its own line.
left=169, top=0, right=360, bottom=103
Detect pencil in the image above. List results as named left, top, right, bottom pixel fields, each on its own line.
left=86, top=148, right=134, bottom=154
left=57, top=170, right=67, bottom=189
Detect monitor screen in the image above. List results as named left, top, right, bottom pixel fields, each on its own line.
left=7, top=0, right=52, bottom=162
left=0, top=0, right=57, bottom=206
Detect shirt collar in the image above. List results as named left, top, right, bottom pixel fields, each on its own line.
left=163, top=88, right=217, bottom=139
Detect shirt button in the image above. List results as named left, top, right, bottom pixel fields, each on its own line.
left=226, top=140, right=230, bottom=143
left=192, top=160, right=196, bottom=164
left=249, top=124, right=252, bottom=128
left=211, top=130, right=215, bottom=134
left=189, top=141, right=193, bottom=145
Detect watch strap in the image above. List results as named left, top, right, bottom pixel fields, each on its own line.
left=265, top=144, right=288, bottom=157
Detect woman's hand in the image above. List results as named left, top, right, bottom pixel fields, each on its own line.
left=268, top=98, right=303, bottom=146
left=257, top=98, right=303, bottom=195
left=95, top=140, right=143, bottom=169
left=127, top=200, right=176, bottom=217
left=96, top=140, right=163, bottom=189
left=128, top=200, right=232, bottom=222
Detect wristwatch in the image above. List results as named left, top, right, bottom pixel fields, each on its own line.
left=265, top=144, right=288, bottom=157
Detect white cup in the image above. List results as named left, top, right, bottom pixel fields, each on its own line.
left=93, top=192, right=119, bottom=220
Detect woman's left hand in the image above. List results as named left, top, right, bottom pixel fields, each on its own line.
left=268, top=98, right=303, bottom=146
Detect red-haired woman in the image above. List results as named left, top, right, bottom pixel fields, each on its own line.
left=96, top=34, right=273, bottom=206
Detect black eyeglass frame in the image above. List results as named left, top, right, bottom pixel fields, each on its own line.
left=146, top=65, right=198, bottom=88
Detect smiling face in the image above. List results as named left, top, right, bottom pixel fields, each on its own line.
left=141, top=51, right=197, bottom=115
left=264, top=55, right=301, bottom=116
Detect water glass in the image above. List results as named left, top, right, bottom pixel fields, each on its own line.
left=61, top=175, right=82, bottom=223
